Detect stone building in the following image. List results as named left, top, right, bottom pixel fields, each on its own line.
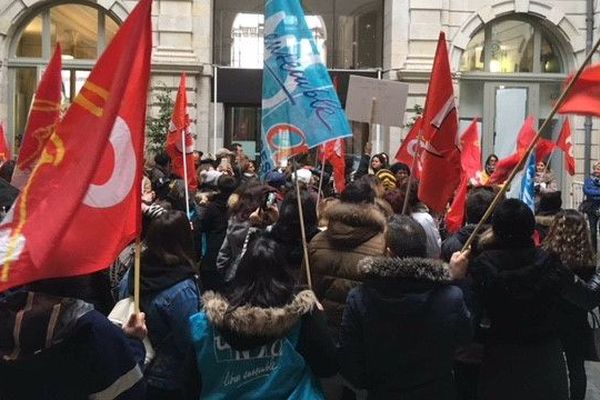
left=0, top=0, right=597, bottom=199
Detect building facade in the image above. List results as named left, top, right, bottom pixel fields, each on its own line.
left=0, top=0, right=597, bottom=197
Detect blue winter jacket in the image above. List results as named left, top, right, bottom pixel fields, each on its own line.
left=189, top=290, right=332, bottom=400
left=584, top=176, right=600, bottom=201
left=120, top=270, right=201, bottom=391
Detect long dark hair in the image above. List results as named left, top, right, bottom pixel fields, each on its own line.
left=271, top=189, right=317, bottom=239
left=229, top=182, right=270, bottom=221
left=226, top=233, right=296, bottom=309
left=484, top=154, right=498, bottom=175
left=144, top=210, right=196, bottom=268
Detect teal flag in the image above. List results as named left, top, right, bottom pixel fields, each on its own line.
left=260, top=0, right=351, bottom=175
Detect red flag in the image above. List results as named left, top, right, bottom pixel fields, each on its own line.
left=536, top=139, right=557, bottom=164
left=0, top=124, right=11, bottom=164
left=446, top=119, right=481, bottom=233
left=0, top=0, right=152, bottom=291
left=489, top=116, right=537, bottom=185
left=395, top=117, right=424, bottom=179
left=321, top=138, right=346, bottom=193
left=166, top=73, right=198, bottom=192
left=11, top=45, right=62, bottom=190
left=459, top=119, right=482, bottom=179
left=557, top=119, right=575, bottom=175
left=418, top=32, right=462, bottom=213
left=559, top=64, right=600, bottom=116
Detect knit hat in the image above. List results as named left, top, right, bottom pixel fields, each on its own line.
left=295, top=168, right=313, bottom=185
left=265, top=170, right=286, bottom=188
left=375, top=169, right=397, bottom=191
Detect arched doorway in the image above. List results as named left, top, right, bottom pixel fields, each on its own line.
left=8, top=3, right=120, bottom=147
left=458, top=16, right=571, bottom=168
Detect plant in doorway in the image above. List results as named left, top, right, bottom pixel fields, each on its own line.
left=146, top=83, right=174, bottom=153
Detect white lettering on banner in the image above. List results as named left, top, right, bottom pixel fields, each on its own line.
left=262, top=12, right=323, bottom=112
left=221, top=360, right=279, bottom=389
left=83, top=117, right=136, bottom=209
left=431, top=96, right=457, bottom=129
left=214, top=334, right=283, bottom=363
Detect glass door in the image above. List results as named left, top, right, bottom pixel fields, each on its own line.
left=483, top=82, right=539, bottom=198
left=483, top=82, right=539, bottom=160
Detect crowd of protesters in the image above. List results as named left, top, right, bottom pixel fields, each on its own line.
left=1, top=142, right=600, bottom=400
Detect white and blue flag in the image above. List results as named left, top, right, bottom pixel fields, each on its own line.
left=520, top=152, right=536, bottom=212
left=260, top=0, right=351, bottom=176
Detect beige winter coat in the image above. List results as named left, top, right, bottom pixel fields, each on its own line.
left=307, top=202, right=386, bottom=336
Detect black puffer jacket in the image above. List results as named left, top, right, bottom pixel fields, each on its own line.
left=470, top=244, right=587, bottom=344
left=195, top=192, right=230, bottom=272
left=470, top=242, right=600, bottom=400
left=339, top=257, right=472, bottom=400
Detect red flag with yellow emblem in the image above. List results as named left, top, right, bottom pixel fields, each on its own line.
left=0, top=0, right=152, bottom=291
left=11, top=45, right=62, bottom=190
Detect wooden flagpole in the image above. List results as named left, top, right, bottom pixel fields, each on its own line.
left=292, top=160, right=313, bottom=289
left=369, top=97, right=377, bottom=154
left=181, top=130, right=191, bottom=219
left=133, top=236, right=142, bottom=313
left=461, top=36, right=600, bottom=252
left=316, top=152, right=326, bottom=217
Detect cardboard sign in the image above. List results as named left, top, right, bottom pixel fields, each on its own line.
left=345, top=75, right=409, bottom=128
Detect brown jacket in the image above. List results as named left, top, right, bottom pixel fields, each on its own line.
left=308, top=202, right=386, bottom=336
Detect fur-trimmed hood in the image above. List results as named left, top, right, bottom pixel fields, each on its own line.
left=358, top=256, right=452, bottom=283
left=355, top=257, right=455, bottom=317
left=325, top=202, right=386, bottom=247
left=202, top=290, right=318, bottom=342
left=535, top=215, right=555, bottom=227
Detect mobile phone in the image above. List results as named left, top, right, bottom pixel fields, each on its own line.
left=219, top=157, right=230, bottom=170
left=262, top=192, right=277, bottom=210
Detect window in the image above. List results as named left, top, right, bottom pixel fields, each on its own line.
left=214, top=0, right=383, bottom=69
left=460, top=18, right=564, bottom=74
left=9, top=3, right=120, bottom=143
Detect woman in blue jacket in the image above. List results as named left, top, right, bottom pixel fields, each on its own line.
left=188, top=233, right=337, bottom=399
left=583, top=161, right=600, bottom=250
left=124, top=209, right=201, bottom=400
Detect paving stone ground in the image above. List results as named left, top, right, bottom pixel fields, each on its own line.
left=587, top=361, right=600, bottom=399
